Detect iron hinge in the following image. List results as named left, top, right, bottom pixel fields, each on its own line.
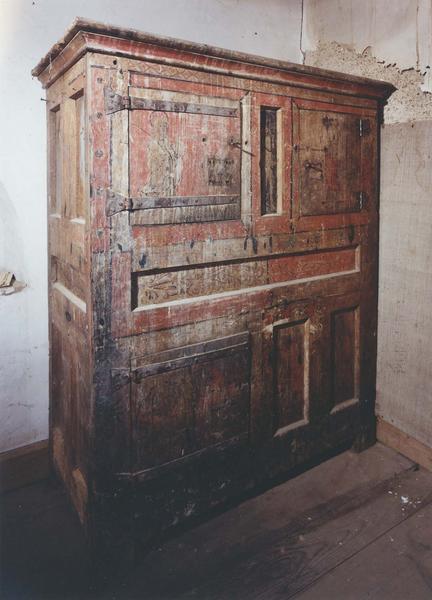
left=358, top=191, right=367, bottom=210
left=111, top=368, right=131, bottom=390
left=106, top=191, right=133, bottom=217
left=104, top=87, right=131, bottom=114
left=358, top=118, right=371, bottom=137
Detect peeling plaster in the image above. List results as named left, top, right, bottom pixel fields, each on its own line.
left=305, top=42, right=432, bottom=124
left=303, top=0, right=432, bottom=93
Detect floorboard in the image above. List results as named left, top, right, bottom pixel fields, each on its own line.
left=1, top=443, right=431, bottom=599
left=296, top=504, right=432, bottom=600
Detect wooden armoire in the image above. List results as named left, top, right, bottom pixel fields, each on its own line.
left=33, top=19, right=394, bottom=559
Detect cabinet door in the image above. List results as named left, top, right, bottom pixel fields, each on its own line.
left=128, top=84, right=246, bottom=225
left=292, top=99, right=376, bottom=231
left=259, top=291, right=362, bottom=452
left=130, top=333, right=251, bottom=471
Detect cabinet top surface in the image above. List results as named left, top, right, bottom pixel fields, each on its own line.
left=32, top=17, right=395, bottom=100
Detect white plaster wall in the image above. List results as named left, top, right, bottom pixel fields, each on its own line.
left=378, top=121, right=432, bottom=447
left=0, top=0, right=303, bottom=452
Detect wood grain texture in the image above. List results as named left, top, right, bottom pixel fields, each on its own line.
left=131, top=335, right=250, bottom=470
left=4, top=444, right=429, bottom=599
left=273, top=319, right=309, bottom=432
left=297, top=505, right=432, bottom=600
left=165, top=468, right=432, bottom=600
left=45, top=57, right=92, bottom=531
left=292, top=101, right=375, bottom=227
left=331, top=305, right=360, bottom=410
left=260, top=106, right=279, bottom=214
left=128, top=78, right=243, bottom=226
left=133, top=247, right=357, bottom=308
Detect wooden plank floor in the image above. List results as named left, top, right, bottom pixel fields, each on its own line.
left=1, top=443, right=432, bottom=599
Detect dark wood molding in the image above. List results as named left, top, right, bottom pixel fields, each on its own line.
left=0, top=440, right=50, bottom=493
left=377, top=418, right=432, bottom=471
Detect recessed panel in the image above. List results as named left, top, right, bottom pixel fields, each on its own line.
left=260, top=106, right=279, bottom=215
left=331, top=306, right=360, bottom=409
left=273, top=320, right=309, bottom=434
left=133, top=247, right=358, bottom=308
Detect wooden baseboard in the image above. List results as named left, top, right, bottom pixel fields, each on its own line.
left=0, top=440, right=50, bottom=493
left=377, top=418, right=432, bottom=471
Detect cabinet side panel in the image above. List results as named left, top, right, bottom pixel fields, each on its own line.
left=47, top=56, right=92, bottom=525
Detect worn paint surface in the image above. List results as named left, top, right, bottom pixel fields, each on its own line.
left=43, top=58, right=91, bottom=521
left=1, top=0, right=305, bottom=456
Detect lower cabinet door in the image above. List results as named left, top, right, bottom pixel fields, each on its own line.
left=259, top=291, right=362, bottom=450
left=130, top=332, right=251, bottom=471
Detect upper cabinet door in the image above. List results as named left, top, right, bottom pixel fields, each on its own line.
left=127, top=79, right=251, bottom=226
left=292, top=99, right=377, bottom=231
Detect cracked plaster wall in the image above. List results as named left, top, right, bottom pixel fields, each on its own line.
left=305, top=42, right=432, bottom=124
left=303, top=0, right=432, bottom=94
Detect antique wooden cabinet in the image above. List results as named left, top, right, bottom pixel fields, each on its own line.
left=33, top=19, right=394, bottom=558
